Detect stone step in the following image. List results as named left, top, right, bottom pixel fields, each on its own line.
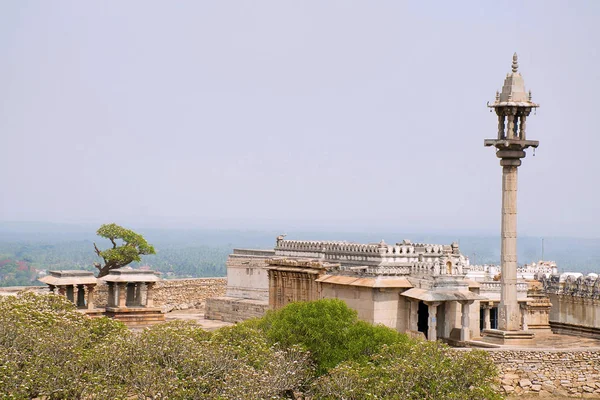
left=468, top=340, right=501, bottom=348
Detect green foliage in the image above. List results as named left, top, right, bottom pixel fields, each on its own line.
left=0, top=293, right=128, bottom=399
left=0, top=295, right=501, bottom=399
left=94, top=223, right=156, bottom=277
left=0, top=294, right=313, bottom=399
left=311, top=340, right=502, bottom=400
left=257, top=298, right=406, bottom=374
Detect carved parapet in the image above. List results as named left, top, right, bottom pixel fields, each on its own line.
left=542, top=273, right=600, bottom=299
left=266, top=258, right=340, bottom=271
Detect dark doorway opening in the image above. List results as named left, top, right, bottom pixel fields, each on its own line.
left=490, top=307, right=498, bottom=329
left=480, top=308, right=485, bottom=331
left=76, top=285, right=86, bottom=308
left=417, top=301, right=428, bottom=339
left=480, top=307, right=500, bottom=330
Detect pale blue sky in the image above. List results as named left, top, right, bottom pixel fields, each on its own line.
left=1, top=1, right=599, bottom=237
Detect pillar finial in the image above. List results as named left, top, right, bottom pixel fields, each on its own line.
left=512, top=52, right=519, bottom=73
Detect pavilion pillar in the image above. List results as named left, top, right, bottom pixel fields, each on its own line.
left=86, top=284, right=95, bottom=310
left=107, top=283, right=115, bottom=307
left=426, top=302, right=440, bottom=341
left=483, top=304, right=492, bottom=330
left=146, top=282, right=155, bottom=307
left=521, top=304, right=528, bottom=331
left=58, top=285, right=66, bottom=296
left=117, top=283, right=127, bottom=308
left=460, top=301, right=473, bottom=342
left=409, top=299, right=419, bottom=331
left=134, top=283, right=143, bottom=306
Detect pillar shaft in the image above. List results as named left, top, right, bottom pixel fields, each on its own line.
left=427, top=303, right=438, bottom=341
left=460, top=302, right=471, bottom=342
left=117, top=283, right=127, bottom=308
left=521, top=305, right=528, bottom=331
left=500, top=165, right=520, bottom=330
left=483, top=306, right=491, bottom=330
left=146, top=283, right=155, bottom=308
left=86, top=285, right=95, bottom=310
left=409, top=299, right=419, bottom=331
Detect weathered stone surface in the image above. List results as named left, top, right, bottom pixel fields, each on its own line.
left=94, top=278, right=226, bottom=311
left=488, top=349, right=600, bottom=398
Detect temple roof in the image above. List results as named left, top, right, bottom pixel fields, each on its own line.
left=316, top=275, right=412, bottom=288
left=400, top=288, right=486, bottom=302
left=488, top=53, right=539, bottom=108
left=98, top=268, right=161, bottom=283
left=39, top=270, right=98, bottom=286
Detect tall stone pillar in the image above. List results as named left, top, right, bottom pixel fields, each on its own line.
left=499, top=164, right=520, bottom=331
left=485, top=54, right=539, bottom=334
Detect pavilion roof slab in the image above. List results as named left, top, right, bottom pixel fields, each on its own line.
left=400, top=288, right=487, bottom=302
left=316, top=275, right=412, bottom=288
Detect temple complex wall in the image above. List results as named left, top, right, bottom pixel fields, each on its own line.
left=547, top=293, right=600, bottom=338
left=542, top=274, right=600, bottom=338
left=487, top=349, right=600, bottom=397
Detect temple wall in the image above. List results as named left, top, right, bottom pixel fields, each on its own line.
left=321, top=284, right=378, bottom=325
left=225, top=249, right=273, bottom=301
left=548, top=293, right=600, bottom=338
left=487, top=349, right=600, bottom=397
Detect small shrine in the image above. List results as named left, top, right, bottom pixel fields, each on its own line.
left=99, top=268, right=165, bottom=326
left=39, top=270, right=103, bottom=317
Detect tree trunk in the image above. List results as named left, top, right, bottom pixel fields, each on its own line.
left=96, top=266, right=112, bottom=278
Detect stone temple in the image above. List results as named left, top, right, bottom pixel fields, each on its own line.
left=206, top=54, right=552, bottom=346
left=207, top=235, right=552, bottom=345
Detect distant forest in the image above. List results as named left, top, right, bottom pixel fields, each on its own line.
left=0, top=222, right=598, bottom=287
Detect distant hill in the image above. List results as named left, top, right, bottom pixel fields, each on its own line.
left=0, top=222, right=598, bottom=287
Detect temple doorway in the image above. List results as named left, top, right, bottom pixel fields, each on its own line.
left=479, top=306, right=500, bottom=330
left=490, top=307, right=498, bottom=329
left=417, top=301, right=429, bottom=339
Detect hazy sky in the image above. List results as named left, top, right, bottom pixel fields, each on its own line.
left=1, top=1, right=599, bottom=237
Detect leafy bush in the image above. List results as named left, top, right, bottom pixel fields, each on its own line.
left=0, top=294, right=501, bottom=399
left=257, top=298, right=406, bottom=374
left=311, top=340, right=502, bottom=400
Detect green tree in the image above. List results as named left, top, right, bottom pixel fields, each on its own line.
left=257, top=298, right=405, bottom=374
left=93, top=223, right=156, bottom=277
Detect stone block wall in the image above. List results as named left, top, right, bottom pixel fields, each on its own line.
left=91, top=278, right=226, bottom=312
left=205, top=296, right=269, bottom=323
left=487, top=349, right=600, bottom=397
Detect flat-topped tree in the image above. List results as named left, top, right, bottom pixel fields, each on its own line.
left=93, top=223, right=156, bottom=278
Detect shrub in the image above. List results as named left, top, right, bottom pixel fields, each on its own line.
left=257, top=298, right=406, bottom=374
left=311, top=340, right=503, bottom=400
